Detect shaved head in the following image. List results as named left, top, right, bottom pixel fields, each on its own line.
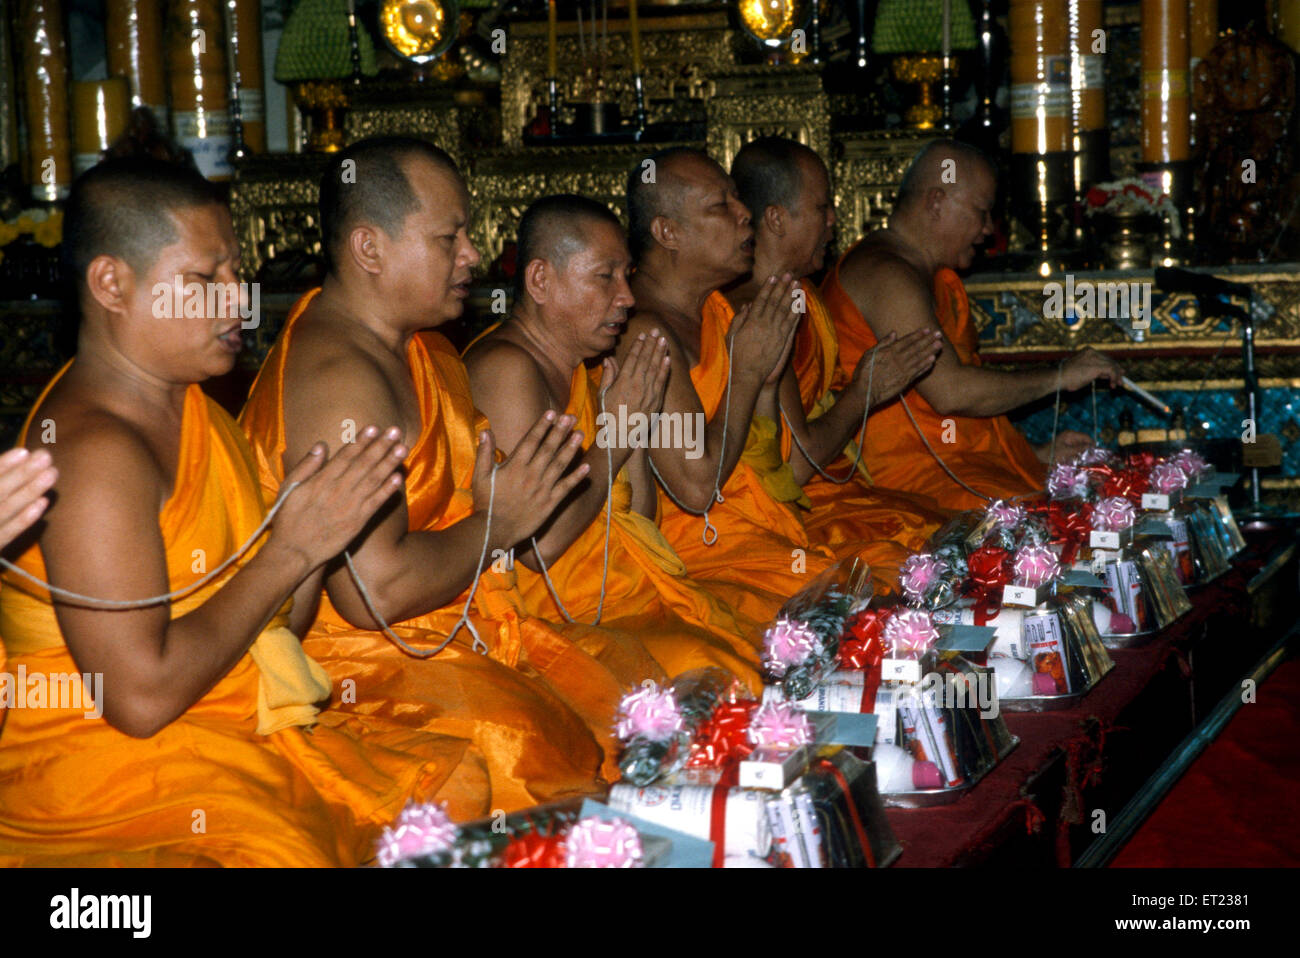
left=731, top=136, right=825, bottom=222
left=319, top=135, right=459, bottom=275
left=625, top=147, right=712, bottom=262
left=895, top=138, right=996, bottom=213
left=62, top=156, right=222, bottom=304
left=515, top=194, right=623, bottom=299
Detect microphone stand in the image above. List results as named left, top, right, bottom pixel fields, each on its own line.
left=1196, top=292, right=1275, bottom=526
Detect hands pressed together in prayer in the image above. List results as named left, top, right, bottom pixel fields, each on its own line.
left=601, top=328, right=671, bottom=423
left=0, top=447, right=57, bottom=550
left=853, top=327, right=944, bottom=407
left=269, top=425, right=409, bottom=570
left=472, top=411, right=591, bottom=548
left=730, top=273, right=803, bottom=387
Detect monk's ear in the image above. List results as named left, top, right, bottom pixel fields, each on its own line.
left=84, top=254, right=131, bottom=315
left=763, top=204, right=785, bottom=237
left=924, top=186, right=947, bottom=219
left=649, top=215, right=678, bottom=253
left=346, top=225, right=383, bottom=275
left=523, top=258, right=549, bottom=305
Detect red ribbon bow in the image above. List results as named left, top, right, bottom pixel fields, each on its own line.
left=686, top=701, right=759, bottom=769
left=839, top=607, right=889, bottom=670
left=502, top=830, right=569, bottom=868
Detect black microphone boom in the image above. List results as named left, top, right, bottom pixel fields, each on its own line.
left=1154, top=267, right=1252, bottom=300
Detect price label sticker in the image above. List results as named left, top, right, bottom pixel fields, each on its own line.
left=1002, top=585, right=1040, bottom=607
left=880, top=659, right=922, bottom=684
left=1090, top=530, right=1120, bottom=550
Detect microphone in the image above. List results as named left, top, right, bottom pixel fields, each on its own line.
left=1154, top=267, right=1252, bottom=300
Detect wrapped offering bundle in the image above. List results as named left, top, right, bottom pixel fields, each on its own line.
left=375, top=799, right=664, bottom=868
left=615, top=668, right=742, bottom=787
left=760, top=559, right=875, bottom=701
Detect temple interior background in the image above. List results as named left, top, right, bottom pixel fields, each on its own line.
left=1, top=0, right=1298, bottom=509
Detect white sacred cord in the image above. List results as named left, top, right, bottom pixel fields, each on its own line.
left=898, top=357, right=1066, bottom=506
left=345, top=464, right=496, bottom=659
left=778, top=343, right=877, bottom=485
left=1047, top=358, right=1065, bottom=472
left=646, top=323, right=738, bottom=546
left=0, top=458, right=496, bottom=659
left=0, top=478, right=304, bottom=609
left=529, top=385, right=615, bottom=625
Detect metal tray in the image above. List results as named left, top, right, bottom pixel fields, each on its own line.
left=881, top=735, right=1020, bottom=808
left=999, top=658, right=1115, bottom=711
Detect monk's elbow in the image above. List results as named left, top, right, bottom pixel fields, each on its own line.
left=104, top=698, right=176, bottom=739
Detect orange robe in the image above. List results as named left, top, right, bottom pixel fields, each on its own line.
left=821, top=259, right=1047, bottom=511
left=0, top=372, right=488, bottom=867
left=789, top=281, right=952, bottom=561
left=656, top=292, right=841, bottom=625
left=241, top=290, right=651, bottom=798
left=509, top=362, right=764, bottom=690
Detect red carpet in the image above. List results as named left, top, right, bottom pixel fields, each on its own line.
left=1111, top=656, right=1300, bottom=867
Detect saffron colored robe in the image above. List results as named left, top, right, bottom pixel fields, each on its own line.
left=656, top=292, right=840, bottom=625
left=241, top=290, right=653, bottom=797
left=821, top=260, right=1047, bottom=511
left=509, top=362, right=764, bottom=690
left=0, top=372, right=488, bottom=867
left=788, top=281, right=952, bottom=561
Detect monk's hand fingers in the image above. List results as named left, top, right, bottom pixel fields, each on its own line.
left=470, top=430, right=499, bottom=511
left=524, top=413, right=576, bottom=470
left=0, top=449, right=55, bottom=545
left=648, top=339, right=671, bottom=407
left=333, top=426, right=406, bottom=494
left=540, top=457, right=592, bottom=513
left=0, top=447, right=56, bottom=509
left=283, top=439, right=333, bottom=490
left=535, top=427, right=585, bottom=492
left=508, top=410, right=561, bottom=468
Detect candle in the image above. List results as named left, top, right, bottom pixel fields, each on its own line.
left=72, top=78, right=129, bottom=175
left=1188, top=0, right=1217, bottom=64
left=20, top=0, right=73, bottom=202
left=105, top=0, right=168, bottom=130
left=629, top=0, right=643, bottom=74
left=1140, top=0, right=1190, bottom=163
left=167, top=0, right=232, bottom=181
left=1009, top=0, right=1070, bottom=155
left=942, top=0, right=952, bottom=57
left=547, top=0, right=558, bottom=77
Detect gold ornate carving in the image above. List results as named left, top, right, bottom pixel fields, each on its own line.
left=832, top=130, right=931, bottom=248
left=229, top=155, right=330, bottom=282
left=704, top=65, right=829, bottom=172
left=501, top=12, right=735, bottom=148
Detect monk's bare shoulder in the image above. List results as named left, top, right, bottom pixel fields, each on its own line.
left=837, top=234, right=934, bottom=334
left=279, top=311, right=409, bottom=458
left=23, top=390, right=167, bottom=525
left=463, top=334, right=547, bottom=395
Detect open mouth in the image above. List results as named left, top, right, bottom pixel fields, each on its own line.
left=217, top=325, right=242, bottom=352
left=740, top=238, right=755, bottom=255
left=450, top=281, right=471, bottom=298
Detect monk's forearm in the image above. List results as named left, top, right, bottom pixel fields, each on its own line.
left=325, top=513, right=509, bottom=628
left=923, top=364, right=1059, bottom=418
left=787, top=389, right=868, bottom=486
left=653, top=371, right=765, bottom=512
left=519, top=443, right=632, bottom=571
left=120, top=542, right=314, bottom=737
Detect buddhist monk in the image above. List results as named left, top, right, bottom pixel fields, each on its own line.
left=0, top=447, right=56, bottom=548
left=728, top=136, right=951, bottom=561
left=464, top=194, right=764, bottom=686
left=0, top=157, right=485, bottom=867
left=821, top=138, right=1123, bottom=511
left=240, top=137, right=649, bottom=798
left=620, top=147, right=846, bottom=623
